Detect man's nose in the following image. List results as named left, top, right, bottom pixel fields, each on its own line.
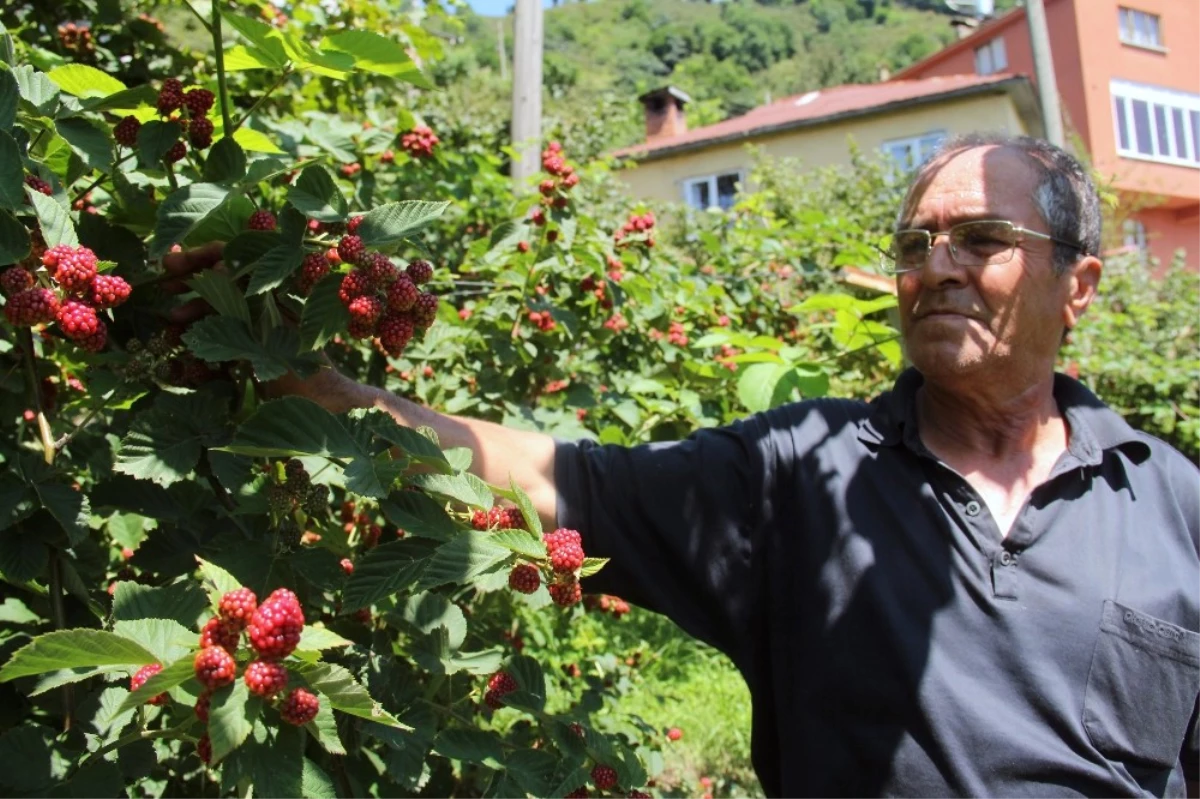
left=920, top=232, right=965, bottom=285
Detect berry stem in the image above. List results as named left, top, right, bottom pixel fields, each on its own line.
left=48, top=551, right=72, bottom=732
left=54, top=404, right=104, bottom=452
left=71, top=153, right=136, bottom=206
left=209, top=0, right=235, bottom=134
left=18, top=328, right=54, bottom=464
left=68, top=720, right=194, bottom=779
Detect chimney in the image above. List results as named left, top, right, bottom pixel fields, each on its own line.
left=638, top=86, right=690, bottom=144
left=950, top=15, right=980, bottom=39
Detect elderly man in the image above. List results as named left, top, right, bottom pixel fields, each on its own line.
left=171, top=134, right=1198, bottom=796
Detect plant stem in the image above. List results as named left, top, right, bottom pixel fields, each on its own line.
left=47, top=553, right=72, bottom=732
left=55, top=404, right=104, bottom=451
left=72, top=153, right=137, bottom=205
left=17, top=329, right=54, bottom=464
left=71, top=722, right=193, bottom=777
left=232, top=68, right=292, bottom=134
left=211, top=1, right=234, bottom=134
left=165, top=161, right=179, bottom=192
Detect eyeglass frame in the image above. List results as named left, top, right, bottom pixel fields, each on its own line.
left=877, top=219, right=1089, bottom=274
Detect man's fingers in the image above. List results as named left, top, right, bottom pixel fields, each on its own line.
left=167, top=297, right=213, bottom=325
left=162, top=241, right=225, bottom=280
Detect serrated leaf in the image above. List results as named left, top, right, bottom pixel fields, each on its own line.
left=433, top=728, right=505, bottom=768
left=232, top=126, right=283, bottom=154
left=0, top=630, right=157, bottom=682
left=150, top=183, right=230, bottom=258
left=204, top=136, right=247, bottom=183
left=246, top=243, right=303, bottom=296
left=286, top=164, right=347, bottom=222
left=114, top=410, right=206, bottom=486
left=357, top=201, right=449, bottom=249
left=508, top=478, right=543, bottom=537
left=296, top=625, right=353, bottom=654
left=136, top=119, right=182, bottom=168
left=293, top=661, right=408, bottom=727
left=737, top=363, right=793, bottom=413
left=115, top=656, right=194, bottom=712
left=408, top=472, right=492, bottom=509
left=222, top=13, right=289, bottom=68
left=579, top=557, right=609, bottom=578
left=182, top=316, right=315, bottom=382
left=196, top=557, right=244, bottom=611
left=250, top=723, right=304, bottom=797
left=31, top=480, right=89, bottom=545
left=347, top=410, right=451, bottom=472
left=0, top=526, right=46, bottom=582
left=47, top=64, right=125, bottom=98
left=398, top=592, right=466, bottom=650
left=28, top=665, right=126, bottom=697
left=306, top=694, right=346, bottom=755
left=0, top=68, right=17, bottom=131
left=505, top=748, right=558, bottom=797
left=341, top=538, right=435, bottom=611
left=301, top=757, right=337, bottom=799
left=417, top=531, right=510, bottom=591
left=56, top=116, right=113, bottom=171
left=209, top=680, right=261, bottom=764
left=0, top=208, right=28, bottom=265
left=488, top=529, right=545, bottom=559
left=0, top=725, right=53, bottom=793
left=12, top=65, right=60, bottom=115
left=379, top=490, right=457, bottom=540
left=112, top=618, right=192, bottom=664
left=0, top=132, right=22, bottom=210
left=27, top=191, right=76, bottom=248
left=188, top=269, right=251, bottom=324
left=320, top=31, right=432, bottom=87
left=222, top=230, right=279, bottom=274
left=80, top=84, right=157, bottom=113
left=112, top=580, right=209, bottom=629
left=298, top=275, right=348, bottom=350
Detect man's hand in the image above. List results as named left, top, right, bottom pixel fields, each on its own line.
left=160, top=241, right=226, bottom=325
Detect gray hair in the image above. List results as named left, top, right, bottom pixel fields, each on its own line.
left=898, top=133, right=1102, bottom=275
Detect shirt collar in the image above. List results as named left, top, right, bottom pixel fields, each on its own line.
left=857, top=367, right=1150, bottom=465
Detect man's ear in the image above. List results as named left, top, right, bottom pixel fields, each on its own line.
left=1063, top=255, right=1102, bottom=332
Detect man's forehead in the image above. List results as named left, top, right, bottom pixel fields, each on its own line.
left=902, top=146, right=1039, bottom=224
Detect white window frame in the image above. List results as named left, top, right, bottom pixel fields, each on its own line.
left=1118, top=7, right=1163, bottom=49
left=974, top=38, right=1008, bottom=75
left=1110, top=79, right=1200, bottom=168
left=881, top=131, right=947, bottom=171
left=681, top=170, right=744, bottom=211
left=1122, top=218, right=1148, bottom=250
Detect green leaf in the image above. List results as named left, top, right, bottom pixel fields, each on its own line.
left=224, top=45, right=281, bottom=72
left=296, top=625, right=353, bottom=654
left=56, top=116, right=113, bottom=171
left=0, top=526, right=46, bottom=583
left=136, top=119, right=183, bottom=168
left=232, top=126, right=283, bottom=154
left=379, top=490, right=458, bottom=540
left=222, top=13, right=289, bottom=68
left=223, top=230, right=279, bottom=274
left=116, top=656, right=194, bottom=712
left=286, top=164, right=347, bottom=222
left=28, top=191, right=77, bottom=248
left=114, top=409, right=207, bottom=486
left=250, top=724, right=304, bottom=798
left=417, top=531, right=510, bottom=591
left=150, top=183, right=231, bottom=258
left=197, top=557, right=243, bottom=611
left=347, top=410, right=451, bottom=472
left=737, top=363, right=794, bottom=413
left=112, top=580, right=209, bottom=629
left=508, top=654, right=546, bottom=711
left=28, top=665, right=126, bottom=697
left=246, top=243, right=303, bottom=296
left=12, top=65, right=60, bottom=115
left=433, top=728, right=505, bottom=768
left=112, top=618, right=192, bottom=664
left=505, top=748, right=559, bottom=798
left=0, top=208, right=29, bottom=265
left=306, top=694, right=346, bottom=755
left=408, top=472, right=493, bottom=509
left=507, top=478, right=543, bottom=537
left=204, top=137, right=248, bottom=184
left=0, top=725, right=53, bottom=793
left=182, top=316, right=318, bottom=382
left=298, top=274, right=348, bottom=351
left=341, top=538, right=435, bottom=611
left=293, top=661, right=408, bottom=727
left=80, top=84, right=156, bottom=113
left=357, top=201, right=450, bottom=249
left=0, top=630, right=157, bottom=682
left=488, top=528, right=546, bottom=560
left=0, top=132, right=22, bottom=210
left=398, top=592, right=466, bottom=649
left=579, top=557, right=609, bottom=578
left=209, top=680, right=261, bottom=764
left=31, top=481, right=89, bottom=545
left=320, top=31, right=432, bottom=87
left=47, top=64, right=125, bottom=98
left=0, top=68, right=17, bottom=131
left=188, top=269, right=251, bottom=325
left=301, top=757, right=337, bottom=799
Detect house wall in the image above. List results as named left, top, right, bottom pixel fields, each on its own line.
left=618, top=94, right=1027, bottom=204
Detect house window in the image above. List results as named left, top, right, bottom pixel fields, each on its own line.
left=974, top=38, right=1008, bottom=75
left=1111, top=80, right=1200, bottom=167
left=1118, top=7, right=1162, bottom=48
left=1122, top=219, right=1148, bottom=251
left=682, top=171, right=742, bottom=211
left=881, top=131, right=946, bottom=170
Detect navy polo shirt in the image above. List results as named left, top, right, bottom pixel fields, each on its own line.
left=556, top=368, right=1200, bottom=797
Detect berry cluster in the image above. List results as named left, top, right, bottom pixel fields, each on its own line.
left=603, top=312, right=629, bottom=333
left=132, top=78, right=216, bottom=161
left=584, top=593, right=631, bottom=618
left=400, top=124, right=439, bottom=159
left=265, top=458, right=329, bottom=519
left=613, top=211, right=656, bottom=248
left=527, top=309, right=556, bottom=332
left=544, top=528, right=586, bottom=607
left=471, top=505, right=527, bottom=531
left=2, top=246, right=131, bottom=352
left=339, top=500, right=388, bottom=547
left=335, top=236, right=439, bottom=357
left=57, top=22, right=94, bottom=56
left=339, top=162, right=362, bottom=178
left=484, top=670, right=518, bottom=709
left=130, top=663, right=168, bottom=706
left=24, top=175, right=52, bottom=196
left=248, top=588, right=305, bottom=659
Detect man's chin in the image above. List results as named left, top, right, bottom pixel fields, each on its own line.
left=905, top=343, right=992, bottom=381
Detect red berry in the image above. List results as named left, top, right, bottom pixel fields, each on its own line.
left=547, top=230, right=559, bottom=243
left=0, top=267, right=35, bottom=296
left=530, top=208, right=546, bottom=226
left=197, top=735, right=212, bottom=764
left=337, top=234, right=365, bottom=265
left=164, top=139, right=187, bottom=164
left=347, top=295, right=383, bottom=338
left=667, top=727, right=682, bottom=741
left=219, top=588, right=258, bottom=629
left=569, top=722, right=586, bottom=739
left=346, top=216, right=363, bottom=234
left=24, top=175, right=52, bottom=196
left=340, top=558, right=354, bottom=576
left=189, top=116, right=214, bottom=149
left=298, top=252, right=331, bottom=295
left=484, top=671, right=518, bottom=709
left=243, top=659, right=290, bottom=698
left=517, top=241, right=530, bottom=254
left=247, top=588, right=305, bottom=659
left=361, top=251, right=397, bottom=286
left=247, top=209, right=276, bottom=231
left=157, top=78, right=183, bottom=115
left=544, top=528, right=585, bottom=573
left=405, top=260, right=433, bottom=286
left=592, top=765, right=618, bottom=791
left=89, top=275, right=132, bottom=309
left=338, top=269, right=372, bottom=305
left=77, top=320, right=107, bottom=352
left=56, top=300, right=100, bottom=340
left=183, top=88, right=215, bottom=117
left=200, top=615, right=241, bottom=653
left=508, top=563, right=540, bottom=594
left=499, top=507, right=527, bottom=530
left=279, top=688, right=320, bottom=725
left=549, top=578, right=582, bottom=608
left=412, top=292, right=438, bottom=330
left=51, top=246, right=98, bottom=292
left=377, top=311, right=415, bottom=357
left=385, top=275, right=418, bottom=312
left=131, top=663, right=168, bottom=705
left=539, top=179, right=556, bottom=196
left=194, top=691, right=212, bottom=722
left=114, top=115, right=141, bottom=147
left=194, top=645, right=237, bottom=690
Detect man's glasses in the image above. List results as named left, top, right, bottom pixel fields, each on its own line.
left=877, top=220, right=1087, bottom=274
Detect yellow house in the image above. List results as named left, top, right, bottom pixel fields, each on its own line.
left=613, top=74, right=1044, bottom=209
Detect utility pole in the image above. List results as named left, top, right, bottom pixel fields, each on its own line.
left=1025, top=0, right=1065, bottom=147
left=497, top=19, right=507, bottom=81
left=510, top=0, right=543, bottom=185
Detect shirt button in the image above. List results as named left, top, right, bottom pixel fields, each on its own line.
left=999, top=550, right=1014, bottom=567
left=965, top=500, right=982, bottom=517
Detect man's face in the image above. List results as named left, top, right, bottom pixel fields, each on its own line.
left=895, top=146, right=1073, bottom=384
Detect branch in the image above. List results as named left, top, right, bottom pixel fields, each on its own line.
left=232, top=67, right=293, bottom=134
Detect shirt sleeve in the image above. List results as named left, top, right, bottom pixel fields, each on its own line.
left=553, top=405, right=798, bottom=666
left=1183, top=697, right=1199, bottom=785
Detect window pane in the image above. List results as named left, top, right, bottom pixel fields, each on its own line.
left=1149, top=14, right=1161, bottom=46
left=1118, top=8, right=1131, bottom=39
left=716, top=173, right=739, bottom=209
left=993, top=39, right=1007, bottom=70
left=1132, top=99, right=1152, bottom=154
left=1114, top=97, right=1130, bottom=151
left=1172, top=108, right=1187, bottom=159
left=688, top=181, right=710, bottom=210
left=1154, top=104, right=1170, bottom=156
left=1191, top=110, right=1200, bottom=164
